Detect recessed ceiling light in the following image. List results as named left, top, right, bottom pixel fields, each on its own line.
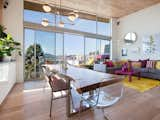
left=42, top=4, right=51, bottom=12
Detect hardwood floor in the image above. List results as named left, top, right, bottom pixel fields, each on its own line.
left=0, top=80, right=160, bottom=120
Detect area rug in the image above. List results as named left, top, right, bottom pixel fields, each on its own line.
left=123, top=76, right=160, bottom=92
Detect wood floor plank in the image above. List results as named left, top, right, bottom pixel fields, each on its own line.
left=0, top=81, right=160, bottom=120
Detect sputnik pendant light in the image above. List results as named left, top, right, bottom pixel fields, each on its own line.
left=41, top=18, right=49, bottom=27
left=58, top=0, right=64, bottom=27
left=68, top=11, right=79, bottom=22
left=41, top=0, right=76, bottom=27
left=42, top=4, right=51, bottom=12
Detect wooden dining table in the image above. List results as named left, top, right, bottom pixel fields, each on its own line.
left=44, top=64, right=124, bottom=117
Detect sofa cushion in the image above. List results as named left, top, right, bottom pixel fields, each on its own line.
left=133, top=68, right=149, bottom=73
left=149, top=69, right=160, bottom=74
left=155, top=61, right=160, bottom=70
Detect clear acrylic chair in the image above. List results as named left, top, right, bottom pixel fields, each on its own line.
left=79, top=80, right=124, bottom=120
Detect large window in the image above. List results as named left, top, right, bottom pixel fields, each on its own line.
left=64, top=34, right=84, bottom=65
left=24, top=9, right=111, bottom=36
left=24, top=10, right=55, bottom=25
left=100, top=40, right=110, bottom=55
left=24, top=29, right=35, bottom=80
left=56, top=33, right=64, bottom=62
left=98, top=21, right=111, bottom=36
left=24, top=29, right=56, bottom=80
left=85, top=38, right=97, bottom=64
left=24, top=7, right=111, bottom=80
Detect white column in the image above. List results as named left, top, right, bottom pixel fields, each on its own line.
left=2, top=0, right=24, bottom=82
left=110, top=18, right=118, bottom=60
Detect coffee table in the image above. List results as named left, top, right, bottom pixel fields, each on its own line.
left=115, top=70, right=141, bottom=82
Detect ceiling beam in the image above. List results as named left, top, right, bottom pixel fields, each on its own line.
left=24, top=22, right=111, bottom=40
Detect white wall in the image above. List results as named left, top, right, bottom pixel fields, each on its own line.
left=2, top=0, right=24, bottom=82
left=117, top=3, right=160, bottom=60
left=111, top=18, right=118, bottom=60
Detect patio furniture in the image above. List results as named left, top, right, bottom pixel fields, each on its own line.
left=115, top=70, right=141, bottom=82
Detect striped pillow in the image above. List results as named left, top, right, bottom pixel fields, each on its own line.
left=146, top=61, right=156, bottom=68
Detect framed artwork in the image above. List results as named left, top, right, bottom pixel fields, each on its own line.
left=122, top=48, right=127, bottom=56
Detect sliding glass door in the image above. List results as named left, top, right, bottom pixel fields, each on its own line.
left=24, top=29, right=111, bottom=81
left=35, top=31, right=55, bottom=79
left=64, top=34, right=84, bottom=65
left=24, top=29, right=35, bottom=80
left=24, top=29, right=55, bottom=81
left=56, top=33, right=64, bottom=63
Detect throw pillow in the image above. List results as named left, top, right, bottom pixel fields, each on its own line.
left=139, top=59, right=149, bottom=68
left=156, top=61, right=160, bottom=69
left=121, top=62, right=128, bottom=72
left=146, top=61, right=156, bottom=69
left=103, top=61, right=114, bottom=67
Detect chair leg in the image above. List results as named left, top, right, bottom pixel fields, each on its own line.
left=120, top=86, right=124, bottom=98
left=50, top=92, right=53, bottom=117
left=102, top=109, right=111, bottom=120
left=70, top=91, right=75, bottom=111
left=79, top=99, right=83, bottom=120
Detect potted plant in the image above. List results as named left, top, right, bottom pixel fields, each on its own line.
left=0, top=25, right=21, bottom=62
left=3, top=34, right=21, bottom=61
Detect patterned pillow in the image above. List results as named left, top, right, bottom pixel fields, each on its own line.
left=146, top=61, right=156, bottom=68
left=122, top=63, right=129, bottom=72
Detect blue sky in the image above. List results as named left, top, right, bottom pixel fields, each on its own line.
left=24, top=10, right=110, bottom=55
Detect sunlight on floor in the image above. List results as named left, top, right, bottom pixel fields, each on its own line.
left=23, top=87, right=50, bottom=93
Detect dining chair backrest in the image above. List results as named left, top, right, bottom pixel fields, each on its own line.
left=42, top=66, right=51, bottom=76
left=48, top=74, right=69, bottom=92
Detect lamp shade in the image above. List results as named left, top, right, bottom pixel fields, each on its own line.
left=41, top=19, right=49, bottom=27
left=68, top=14, right=76, bottom=22
left=58, top=21, right=64, bottom=27
left=42, top=4, right=51, bottom=12
left=68, top=12, right=78, bottom=22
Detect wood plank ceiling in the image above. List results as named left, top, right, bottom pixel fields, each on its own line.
left=0, top=0, right=3, bottom=24
left=25, top=0, right=160, bottom=18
